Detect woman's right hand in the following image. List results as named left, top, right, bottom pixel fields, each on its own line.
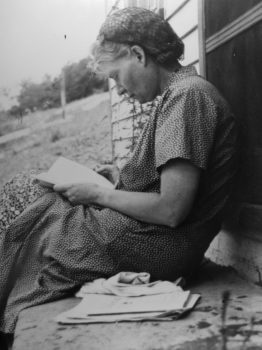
left=95, top=164, right=119, bottom=184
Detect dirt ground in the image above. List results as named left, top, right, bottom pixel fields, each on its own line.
left=0, top=92, right=112, bottom=189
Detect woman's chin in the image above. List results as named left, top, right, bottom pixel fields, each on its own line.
left=131, top=93, right=155, bottom=104
left=140, top=97, right=154, bottom=104
left=133, top=94, right=151, bottom=104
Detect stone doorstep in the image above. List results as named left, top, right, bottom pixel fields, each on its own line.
left=12, top=262, right=262, bottom=350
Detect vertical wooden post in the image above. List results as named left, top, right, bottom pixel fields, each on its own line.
left=198, top=0, right=206, bottom=78
left=60, top=68, right=66, bottom=119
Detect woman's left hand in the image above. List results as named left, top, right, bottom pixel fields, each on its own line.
left=53, top=183, right=100, bottom=205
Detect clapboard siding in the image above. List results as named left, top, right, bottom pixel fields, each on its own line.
left=111, top=99, right=140, bottom=123
left=110, top=83, right=126, bottom=106
left=112, top=113, right=149, bottom=140
left=167, top=0, right=198, bottom=37
left=164, top=0, right=189, bottom=19
left=165, top=0, right=201, bottom=70
left=182, top=28, right=199, bottom=64
left=113, top=138, right=135, bottom=160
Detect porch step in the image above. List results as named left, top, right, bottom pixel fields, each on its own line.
left=13, top=261, right=262, bottom=350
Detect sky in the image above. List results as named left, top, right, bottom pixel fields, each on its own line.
left=0, top=0, right=106, bottom=109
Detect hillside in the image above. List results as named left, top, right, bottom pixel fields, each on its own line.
left=0, top=92, right=112, bottom=188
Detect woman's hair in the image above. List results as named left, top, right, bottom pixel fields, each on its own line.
left=92, top=41, right=131, bottom=65
left=93, top=7, right=184, bottom=69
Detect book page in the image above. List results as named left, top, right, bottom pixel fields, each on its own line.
left=35, top=157, right=113, bottom=189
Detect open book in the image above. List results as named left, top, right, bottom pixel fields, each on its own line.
left=35, top=157, right=113, bottom=189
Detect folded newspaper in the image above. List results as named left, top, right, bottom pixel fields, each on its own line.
left=56, top=272, right=200, bottom=324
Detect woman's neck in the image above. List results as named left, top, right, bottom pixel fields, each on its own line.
left=159, top=62, right=182, bottom=93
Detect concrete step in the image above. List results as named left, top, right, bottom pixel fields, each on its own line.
left=12, top=261, right=262, bottom=350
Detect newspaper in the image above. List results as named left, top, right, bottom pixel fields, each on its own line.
left=56, top=273, right=200, bottom=324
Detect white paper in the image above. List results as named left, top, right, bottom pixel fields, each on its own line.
left=35, top=157, right=113, bottom=189
left=55, top=292, right=201, bottom=324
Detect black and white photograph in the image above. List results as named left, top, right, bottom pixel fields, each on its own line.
left=0, top=0, right=262, bottom=349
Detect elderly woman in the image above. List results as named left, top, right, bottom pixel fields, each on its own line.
left=0, top=7, right=237, bottom=336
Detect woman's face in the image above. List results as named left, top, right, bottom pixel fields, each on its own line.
left=99, top=49, right=160, bottom=104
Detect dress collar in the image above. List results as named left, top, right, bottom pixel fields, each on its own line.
left=162, top=65, right=198, bottom=95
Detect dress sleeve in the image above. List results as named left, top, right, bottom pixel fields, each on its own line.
left=155, top=86, right=218, bottom=171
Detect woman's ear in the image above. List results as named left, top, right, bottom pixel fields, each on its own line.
left=130, top=45, right=146, bottom=65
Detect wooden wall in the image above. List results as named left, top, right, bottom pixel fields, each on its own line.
left=204, top=0, right=262, bottom=283
left=164, top=0, right=201, bottom=72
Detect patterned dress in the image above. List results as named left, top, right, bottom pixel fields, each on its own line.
left=0, top=66, right=238, bottom=333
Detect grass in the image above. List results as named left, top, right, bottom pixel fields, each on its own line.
left=50, top=130, right=64, bottom=143
left=0, top=93, right=112, bottom=188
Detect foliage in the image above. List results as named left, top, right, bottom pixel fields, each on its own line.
left=9, top=56, right=108, bottom=116
left=64, top=57, right=108, bottom=104
left=17, top=75, right=61, bottom=114
left=8, top=105, right=24, bottom=118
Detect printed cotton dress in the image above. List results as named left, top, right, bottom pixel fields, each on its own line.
left=0, top=66, right=238, bottom=333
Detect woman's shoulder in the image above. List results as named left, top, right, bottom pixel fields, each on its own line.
left=164, top=71, right=230, bottom=113
left=168, top=73, right=213, bottom=97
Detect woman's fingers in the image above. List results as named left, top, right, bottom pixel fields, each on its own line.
left=95, top=164, right=119, bottom=184
left=53, top=183, right=73, bottom=192
left=53, top=182, right=100, bottom=206
left=96, top=165, right=113, bottom=175
left=54, top=184, right=78, bottom=204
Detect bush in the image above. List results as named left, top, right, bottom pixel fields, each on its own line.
left=17, top=75, right=61, bottom=114
left=63, top=57, right=108, bottom=103
left=11, top=55, right=107, bottom=115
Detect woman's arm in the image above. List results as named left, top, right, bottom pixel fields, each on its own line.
left=54, top=159, right=201, bottom=228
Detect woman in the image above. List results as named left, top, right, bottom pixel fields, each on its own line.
left=0, top=7, right=238, bottom=335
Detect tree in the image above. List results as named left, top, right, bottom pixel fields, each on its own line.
left=17, top=76, right=60, bottom=113
left=11, top=55, right=108, bottom=115
left=63, top=57, right=108, bottom=103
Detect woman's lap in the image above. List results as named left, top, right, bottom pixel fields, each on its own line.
left=0, top=172, right=205, bottom=333
left=0, top=171, right=51, bottom=236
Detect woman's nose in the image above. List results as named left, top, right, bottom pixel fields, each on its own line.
left=116, top=84, right=126, bottom=96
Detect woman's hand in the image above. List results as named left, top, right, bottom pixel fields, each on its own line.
left=91, top=159, right=200, bottom=228
left=94, top=164, right=119, bottom=184
left=53, top=183, right=100, bottom=206
left=54, top=160, right=200, bottom=228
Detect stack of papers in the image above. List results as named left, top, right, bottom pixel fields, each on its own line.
left=55, top=272, right=200, bottom=324
left=56, top=293, right=200, bottom=324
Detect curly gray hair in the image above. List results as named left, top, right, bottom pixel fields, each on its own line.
left=93, top=7, right=184, bottom=68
